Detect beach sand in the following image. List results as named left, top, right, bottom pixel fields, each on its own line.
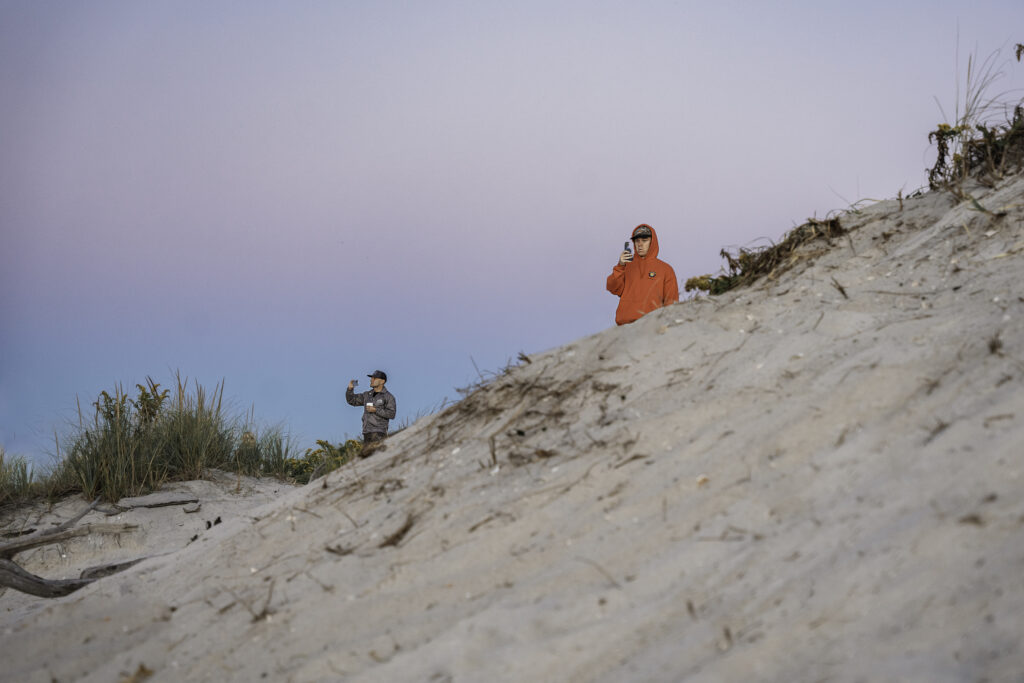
left=2, top=174, right=1023, bottom=681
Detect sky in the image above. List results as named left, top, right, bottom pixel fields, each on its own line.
left=2, top=1, right=1023, bottom=467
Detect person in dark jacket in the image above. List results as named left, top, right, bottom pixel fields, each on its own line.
left=346, top=370, right=397, bottom=444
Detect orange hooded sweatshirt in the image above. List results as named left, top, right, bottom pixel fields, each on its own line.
left=606, top=224, right=679, bottom=325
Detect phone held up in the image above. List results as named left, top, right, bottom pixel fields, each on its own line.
left=623, top=241, right=633, bottom=262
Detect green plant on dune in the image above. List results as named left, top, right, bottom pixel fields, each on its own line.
left=232, top=421, right=297, bottom=478
left=256, top=429, right=298, bottom=478
left=687, top=41, right=1024, bottom=299
left=928, top=42, right=1024, bottom=190
left=0, top=446, right=37, bottom=509
left=233, top=429, right=262, bottom=475
left=282, top=439, right=362, bottom=484
left=56, top=373, right=299, bottom=502
left=64, top=383, right=166, bottom=502
left=135, top=377, right=170, bottom=426
left=154, top=374, right=235, bottom=481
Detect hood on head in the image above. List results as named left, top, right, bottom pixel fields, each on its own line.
left=630, top=223, right=659, bottom=261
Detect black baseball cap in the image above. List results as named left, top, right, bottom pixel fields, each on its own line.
left=631, top=224, right=653, bottom=239
left=368, top=370, right=388, bottom=381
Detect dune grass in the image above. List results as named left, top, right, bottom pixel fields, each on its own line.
left=62, top=381, right=166, bottom=502
left=284, top=439, right=364, bottom=485
left=929, top=42, right=1024, bottom=190
left=3, top=373, right=381, bottom=508
left=47, top=373, right=302, bottom=503
left=0, top=446, right=37, bottom=509
left=684, top=217, right=846, bottom=296
left=685, top=43, right=1024, bottom=298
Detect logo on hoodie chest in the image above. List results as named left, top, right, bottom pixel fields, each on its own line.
left=648, top=271, right=657, bottom=279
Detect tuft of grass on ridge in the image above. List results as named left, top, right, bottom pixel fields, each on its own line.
left=282, top=439, right=363, bottom=485
left=686, top=41, right=1024, bottom=298
left=52, top=373, right=300, bottom=503
left=929, top=42, right=1024, bottom=190
left=684, top=217, right=845, bottom=296
left=0, top=445, right=37, bottom=510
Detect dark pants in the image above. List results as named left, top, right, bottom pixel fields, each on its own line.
left=362, top=432, right=385, bottom=445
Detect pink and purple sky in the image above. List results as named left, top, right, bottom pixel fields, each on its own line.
left=2, top=1, right=1022, bottom=467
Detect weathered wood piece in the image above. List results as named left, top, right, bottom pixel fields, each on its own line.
left=102, top=494, right=201, bottom=516
left=0, top=523, right=138, bottom=559
left=0, top=555, right=150, bottom=597
left=78, top=556, right=147, bottom=580
left=0, top=497, right=145, bottom=598
left=0, top=558, right=94, bottom=598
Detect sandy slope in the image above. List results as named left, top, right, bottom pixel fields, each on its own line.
left=0, top=472, right=292, bottom=622
left=2, top=175, right=1023, bottom=682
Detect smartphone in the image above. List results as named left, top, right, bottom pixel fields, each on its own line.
left=353, top=380, right=358, bottom=386
left=623, top=241, right=633, bottom=262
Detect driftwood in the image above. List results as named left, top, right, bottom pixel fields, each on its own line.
left=0, top=556, right=149, bottom=598
left=98, top=495, right=201, bottom=516
left=1, top=497, right=101, bottom=560
left=0, top=523, right=138, bottom=559
left=0, top=558, right=95, bottom=598
left=0, top=498, right=145, bottom=598
left=79, top=556, right=148, bottom=580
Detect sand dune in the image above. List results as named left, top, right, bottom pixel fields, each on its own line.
left=3, top=174, right=1023, bottom=682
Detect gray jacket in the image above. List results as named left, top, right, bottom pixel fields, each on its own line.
left=346, top=386, right=397, bottom=434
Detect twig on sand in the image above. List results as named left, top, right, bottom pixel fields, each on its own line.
left=575, top=556, right=623, bottom=590
left=59, top=497, right=101, bottom=528
left=866, top=289, right=936, bottom=297
left=253, top=580, right=276, bottom=622
left=294, top=506, right=323, bottom=519
left=924, top=420, right=951, bottom=445
left=226, top=580, right=277, bottom=622
left=612, top=454, right=649, bottom=469
left=468, top=514, right=496, bottom=534
left=100, top=497, right=201, bottom=516
left=378, top=513, right=416, bottom=548
left=700, top=335, right=752, bottom=383
left=79, top=556, right=149, bottom=580
left=325, top=543, right=356, bottom=557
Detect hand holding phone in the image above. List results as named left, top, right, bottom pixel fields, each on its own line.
left=620, top=241, right=634, bottom=265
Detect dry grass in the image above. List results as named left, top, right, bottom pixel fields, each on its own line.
left=685, top=218, right=844, bottom=296
left=929, top=43, right=1024, bottom=190
left=688, top=43, right=1024, bottom=298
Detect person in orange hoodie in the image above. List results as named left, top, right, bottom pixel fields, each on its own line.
left=606, top=223, right=679, bottom=325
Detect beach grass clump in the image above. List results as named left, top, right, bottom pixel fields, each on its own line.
left=281, top=439, right=363, bottom=485
left=0, top=446, right=38, bottom=509
left=930, top=105, right=1024, bottom=190
left=63, top=381, right=168, bottom=501
left=154, top=375, right=235, bottom=481
left=685, top=217, right=844, bottom=296
left=232, top=426, right=296, bottom=478
left=928, top=43, right=1024, bottom=190
left=687, top=43, right=1024, bottom=298
left=59, top=373, right=300, bottom=502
